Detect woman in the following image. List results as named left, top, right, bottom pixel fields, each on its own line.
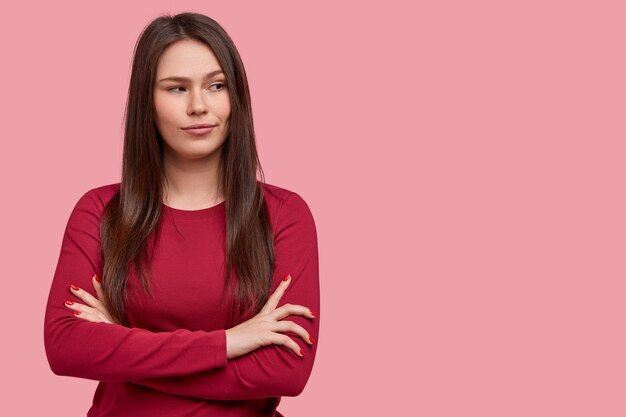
left=43, top=12, right=320, bottom=417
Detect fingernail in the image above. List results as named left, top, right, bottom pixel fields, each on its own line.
left=310, top=310, right=317, bottom=317
left=309, top=335, right=315, bottom=343
left=282, top=274, right=291, bottom=282
left=65, top=300, right=73, bottom=306
left=73, top=311, right=81, bottom=316
left=70, top=284, right=80, bottom=291
left=94, top=274, right=101, bottom=283
left=299, top=349, right=304, bottom=357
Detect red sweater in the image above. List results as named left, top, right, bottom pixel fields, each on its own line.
left=43, top=182, right=320, bottom=417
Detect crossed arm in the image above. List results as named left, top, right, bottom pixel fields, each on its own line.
left=44, top=188, right=320, bottom=400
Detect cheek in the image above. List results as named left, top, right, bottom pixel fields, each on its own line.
left=220, top=97, right=232, bottom=121
left=154, top=96, right=177, bottom=129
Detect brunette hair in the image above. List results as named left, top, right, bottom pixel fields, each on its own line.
left=100, top=12, right=274, bottom=327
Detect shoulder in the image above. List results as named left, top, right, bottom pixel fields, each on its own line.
left=260, top=181, right=313, bottom=215
left=259, top=181, right=317, bottom=233
left=70, top=182, right=120, bottom=219
left=83, top=182, right=120, bottom=201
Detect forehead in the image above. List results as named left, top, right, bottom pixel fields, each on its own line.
left=156, top=39, right=222, bottom=76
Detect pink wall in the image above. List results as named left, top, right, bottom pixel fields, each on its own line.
left=2, top=0, right=625, bottom=415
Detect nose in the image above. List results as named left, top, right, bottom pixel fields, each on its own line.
left=187, top=88, right=209, bottom=115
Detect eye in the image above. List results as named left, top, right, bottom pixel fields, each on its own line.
left=210, top=82, right=226, bottom=92
left=167, top=86, right=186, bottom=93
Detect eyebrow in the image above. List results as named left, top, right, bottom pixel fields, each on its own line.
left=158, top=70, right=224, bottom=83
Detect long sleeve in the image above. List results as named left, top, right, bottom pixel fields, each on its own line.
left=43, top=189, right=228, bottom=382
left=130, top=191, right=320, bottom=400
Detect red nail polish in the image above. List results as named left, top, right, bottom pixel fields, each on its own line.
left=94, top=274, right=101, bottom=283
left=299, top=349, right=304, bottom=356
left=73, top=310, right=81, bottom=316
left=71, top=284, right=79, bottom=291
left=65, top=300, right=73, bottom=305
left=310, top=311, right=317, bottom=317
left=282, top=274, right=291, bottom=282
left=309, top=335, right=315, bottom=343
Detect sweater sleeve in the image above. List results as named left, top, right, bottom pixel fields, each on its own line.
left=43, top=188, right=228, bottom=382
left=130, top=191, right=320, bottom=400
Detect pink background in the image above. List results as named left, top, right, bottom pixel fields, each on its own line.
left=1, top=0, right=624, bottom=415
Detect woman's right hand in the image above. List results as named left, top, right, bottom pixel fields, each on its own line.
left=225, top=274, right=316, bottom=359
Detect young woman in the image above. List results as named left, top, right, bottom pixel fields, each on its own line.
left=43, top=12, right=320, bottom=417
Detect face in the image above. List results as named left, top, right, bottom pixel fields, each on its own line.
left=153, top=38, right=231, bottom=164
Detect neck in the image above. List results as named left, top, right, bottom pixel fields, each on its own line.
left=162, top=149, right=224, bottom=210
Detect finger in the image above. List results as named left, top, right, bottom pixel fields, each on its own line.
left=64, top=299, right=84, bottom=314
left=92, top=274, right=105, bottom=302
left=261, top=274, right=291, bottom=313
left=272, top=320, right=314, bottom=345
left=271, top=303, right=316, bottom=321
left=64, top=300, right=92, bottom=317
left=91, top=275, right=118, bottom=324
left=64, top=300, right=112, bottom=324
left=271, top=333, right=304, bottom=357
left=72, top=309, right=99, bottom=323
left=70, top=283, right=103, bottom=309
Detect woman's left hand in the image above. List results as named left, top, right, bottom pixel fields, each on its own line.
left=64, top=274, right=118, bottom=324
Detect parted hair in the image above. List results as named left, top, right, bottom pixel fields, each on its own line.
left=99, top=12, right=274, bottom=327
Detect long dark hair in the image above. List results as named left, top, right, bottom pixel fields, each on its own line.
left=99, top=12, right=274, bottom=328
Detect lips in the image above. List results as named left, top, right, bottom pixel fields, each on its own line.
left=182, top=124, right=216, bottom=136
left=182, top=123, right=216, bottom=129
